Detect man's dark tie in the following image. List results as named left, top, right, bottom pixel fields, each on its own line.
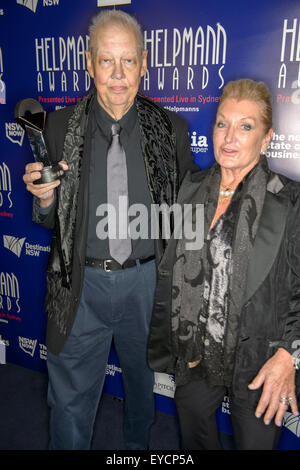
left=107, top=122, right=132, bottom=265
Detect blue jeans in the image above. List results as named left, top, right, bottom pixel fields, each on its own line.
left=47, top=259, right=156, bottom=450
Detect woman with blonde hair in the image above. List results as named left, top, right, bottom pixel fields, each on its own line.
left=148, top=78, right=300, bottom=450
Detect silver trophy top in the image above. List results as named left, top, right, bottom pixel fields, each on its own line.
left=14, top=98, right=50, bottom=167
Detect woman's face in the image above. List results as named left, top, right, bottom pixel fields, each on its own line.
left=213, top=98, right=273, bottom=174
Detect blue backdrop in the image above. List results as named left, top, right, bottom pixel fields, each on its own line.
left=1, top=0, right=300, bottom=449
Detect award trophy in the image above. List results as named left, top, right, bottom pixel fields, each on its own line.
left=14, top=98, right=65, bottom=184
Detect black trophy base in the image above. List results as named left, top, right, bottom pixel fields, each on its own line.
left=33, top=164, right=65, bottom=185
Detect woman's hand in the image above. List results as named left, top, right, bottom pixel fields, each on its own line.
left=248, top=348, right=298, bottom=426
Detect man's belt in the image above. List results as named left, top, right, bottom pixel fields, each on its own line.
left=85, top=255, right=155, bottom=272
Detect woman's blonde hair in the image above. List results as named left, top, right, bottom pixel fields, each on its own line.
left=218, top=78, right=273, bottom=133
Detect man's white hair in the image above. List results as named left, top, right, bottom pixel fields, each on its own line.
left=88, top=9, right=144, bottom=62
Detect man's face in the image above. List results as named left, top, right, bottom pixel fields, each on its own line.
left=86, top=24, right=147, bottom=120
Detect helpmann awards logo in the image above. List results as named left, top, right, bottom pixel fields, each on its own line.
left=142, top=23, right=227, bottom=92
left=0, top=271, right=21, bottom=323
left=0, top=162, right=12, bottom=210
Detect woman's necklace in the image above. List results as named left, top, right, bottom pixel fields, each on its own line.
left=211, top=184, right=236, bottom=229
left=219, top=186, right=235, bottom=202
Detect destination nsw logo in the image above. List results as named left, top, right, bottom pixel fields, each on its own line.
left=3, top=235, right=50, bottom=258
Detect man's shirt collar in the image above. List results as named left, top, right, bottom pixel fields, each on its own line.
left=93, top=98, right=137, bottom=146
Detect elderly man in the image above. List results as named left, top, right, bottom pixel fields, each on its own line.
left=23, top=9, right=196, bottom=450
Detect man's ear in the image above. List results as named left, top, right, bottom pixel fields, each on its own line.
left=140, top=49, right=148, bottom=78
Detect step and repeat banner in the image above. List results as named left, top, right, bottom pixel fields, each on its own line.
left=1, top=0, right=300, bottom=449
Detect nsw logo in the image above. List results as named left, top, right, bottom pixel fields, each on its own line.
left=19, top=337, right=37, bottom=357
left=3, top=234, right=50, bottom=257
left=5, top=122, right=25, bottom=146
